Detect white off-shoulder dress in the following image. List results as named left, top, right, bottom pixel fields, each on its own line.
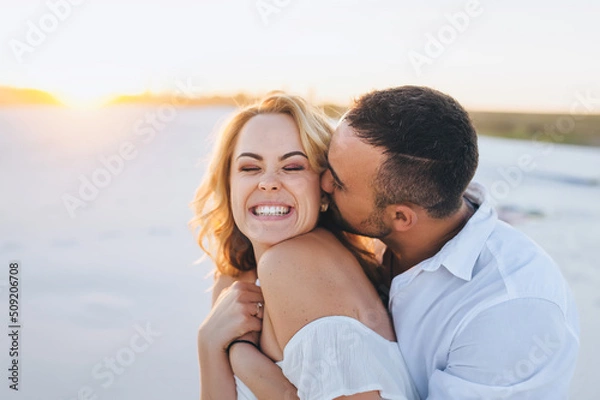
left=235, top=316, right=419, bottom=400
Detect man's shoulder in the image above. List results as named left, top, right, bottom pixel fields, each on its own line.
left=475, top=219, right=574, bottom=313
left=485, top=219, right=558, bottom=278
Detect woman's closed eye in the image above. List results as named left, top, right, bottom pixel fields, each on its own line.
left=283, top=164, right=305, bottom=171
left=240, top=165, right=261, bottom=172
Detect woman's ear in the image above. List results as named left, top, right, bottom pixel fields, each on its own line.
left=388, top=204, right=418, bottom=232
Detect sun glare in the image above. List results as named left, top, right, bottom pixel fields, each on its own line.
left=54, top=89, right=115, bottom=109
left=47, top=76, right=151, bottom=108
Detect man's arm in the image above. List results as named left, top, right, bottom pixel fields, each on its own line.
left=427, top=298, right=579, bottom=399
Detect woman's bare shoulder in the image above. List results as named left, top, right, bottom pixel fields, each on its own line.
left=257, top=230, right=352, bottom=291
left=259, top=228, right=346, bottom=271
left=257, top=228, right=362, bottom=346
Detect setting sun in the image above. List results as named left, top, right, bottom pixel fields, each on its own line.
left=53, top=88, right=115, bottom=108
left=0, top=3, right=599, bottom=400
left=1, top=1, right=599, bottom=112
left=33, top=70, right=149, bottom=108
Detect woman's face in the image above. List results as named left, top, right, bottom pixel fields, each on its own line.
left=229, top=113, right=322, bottom=257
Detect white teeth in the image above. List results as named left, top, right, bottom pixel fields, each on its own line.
left=254, top=205, right=290, bottom=216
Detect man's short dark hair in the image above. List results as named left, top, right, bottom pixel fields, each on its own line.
left=345, top=86, right=478, bottom=219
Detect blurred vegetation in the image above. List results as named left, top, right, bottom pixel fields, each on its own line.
left=469, top=111, right=600, bottom=147
left=321, top=106, right=600, bottom=147
left=2, top=86, right=599, bottom=146
left=108, top=92, right=256, bottom=107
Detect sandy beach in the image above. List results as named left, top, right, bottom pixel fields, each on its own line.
left=0, top=106, right=598, bottom=399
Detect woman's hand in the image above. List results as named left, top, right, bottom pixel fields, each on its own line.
left=198, top=278, right=264, bottom=400
left=198, top=280, right=264, bottom=353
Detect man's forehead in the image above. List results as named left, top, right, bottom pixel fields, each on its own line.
left=334, top=118, right=353, bottom=135
left=330, top=121, right=386, bottom=167
left=331, top=120, right=358, bottom=153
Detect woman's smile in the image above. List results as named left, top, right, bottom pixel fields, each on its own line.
left=251, top=204, right=292, bottom=217
left=229, top=113, right=322, bottom=256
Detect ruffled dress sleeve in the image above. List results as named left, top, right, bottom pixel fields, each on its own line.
left=277, top=316, right=420, bottom=400
left=235, top=375, right=258, bottom=400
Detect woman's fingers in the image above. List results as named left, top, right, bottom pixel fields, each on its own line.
left=245, top=301, right=264, bottom=320
left=246, top=315, right=262, bottom=335
left=230, top=280, right=262, bottom=293
left=255, top=301, right=264, bottom=320
left=228, top=281, right=264, bottom=303
left=243, top=312, right=263, bottom=335
left=200, top=280, right=266, bottom=350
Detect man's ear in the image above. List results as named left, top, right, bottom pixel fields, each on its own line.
left=388, top=204, right=418, bottom=232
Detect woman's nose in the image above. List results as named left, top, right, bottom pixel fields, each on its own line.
left=259, top=175, right=280, bottom=191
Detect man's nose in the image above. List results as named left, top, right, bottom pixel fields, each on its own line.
left=321, top=170, right=334, bottom=194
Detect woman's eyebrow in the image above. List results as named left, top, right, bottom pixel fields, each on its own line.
left=236, top=152, right=262, bottom=160
left=236, top=151, right=308, bottom=161
left=280, top=151, right=308, bottom=161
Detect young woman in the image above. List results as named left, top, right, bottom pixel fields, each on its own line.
left=191, top=92, right=418, bottom=400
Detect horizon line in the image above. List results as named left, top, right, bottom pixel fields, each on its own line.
left=0, top=85, right=599, bottom=116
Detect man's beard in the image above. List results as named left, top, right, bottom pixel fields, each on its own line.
left=329, top=200, right=392, bottom=239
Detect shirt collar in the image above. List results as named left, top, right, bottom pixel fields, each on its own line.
left=416, top=182, right=497, bottom=281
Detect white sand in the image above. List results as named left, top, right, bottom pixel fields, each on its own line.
left=0, top=107, right=597, bottom=399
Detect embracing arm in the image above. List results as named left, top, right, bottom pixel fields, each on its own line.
left=198, top=337, right=236, bottom=400
left=199, top=271, right=300, bottom=400
left=229, top=342, right=299, bottom=400
left=198, top=272, right=262, bottom=400
left=232, top=343, right=380, bottom=400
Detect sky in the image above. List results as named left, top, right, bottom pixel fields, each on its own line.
left=0, top=0, right=598, bottom=111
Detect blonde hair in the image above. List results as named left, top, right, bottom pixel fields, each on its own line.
left=190, top=92, right=381, bottom=289
left=190, top=92, right=333, bottom=276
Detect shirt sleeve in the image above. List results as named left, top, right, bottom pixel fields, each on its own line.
left=427, top=298, right=579, bottom=399
left=278, top=316, right=419, bottom=400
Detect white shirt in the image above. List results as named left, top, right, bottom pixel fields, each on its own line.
left=389, top=182, right=580, bottom=399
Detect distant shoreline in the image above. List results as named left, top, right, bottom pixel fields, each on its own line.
left=2, top=87, right=599, bottom=147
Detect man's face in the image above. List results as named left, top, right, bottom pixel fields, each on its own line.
left=321, top=120, right=392, bottom=238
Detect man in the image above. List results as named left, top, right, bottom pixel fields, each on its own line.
left=321, top=86, right=579, bottom=399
